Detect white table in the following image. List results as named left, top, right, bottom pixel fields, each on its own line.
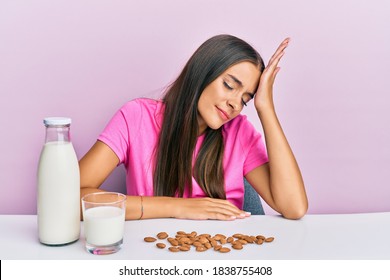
left=1, top=213, right=389, bottom=260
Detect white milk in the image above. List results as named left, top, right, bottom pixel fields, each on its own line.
left=37, top=141, right=80, bottom=245
left=83, top=206, right=125, bottom=246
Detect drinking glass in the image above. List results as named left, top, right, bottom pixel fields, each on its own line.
left=81, top=192, right=126, bottom=255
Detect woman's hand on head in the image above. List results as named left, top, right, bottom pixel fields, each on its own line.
left=172, top=197, right=250, bottom=221
left=254, top=38, right=290, bottom=111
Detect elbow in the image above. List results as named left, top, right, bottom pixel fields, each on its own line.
left=283, top=186, right=309, bottom=220
left=282, top=202, right=308, bottom=220
left=283, top=209, right=306, bottom=220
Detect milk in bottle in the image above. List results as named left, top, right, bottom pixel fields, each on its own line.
left=37, top=117, right=80, bottom=245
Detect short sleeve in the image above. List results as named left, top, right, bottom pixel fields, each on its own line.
left=98, top=100, right=142, bottom=166
left=240, top=117, right=269, bottom=175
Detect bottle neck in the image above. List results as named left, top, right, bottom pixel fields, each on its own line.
left=45, top=125, right=71, bottom=143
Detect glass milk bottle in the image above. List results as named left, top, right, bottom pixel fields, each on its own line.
left=37, top=117, right=80, bottom=245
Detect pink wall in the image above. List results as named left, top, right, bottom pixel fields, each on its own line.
left=1, top=0, right=389, bottom=215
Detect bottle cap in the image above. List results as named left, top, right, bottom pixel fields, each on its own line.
left=43, top=117, right=72, bottom=126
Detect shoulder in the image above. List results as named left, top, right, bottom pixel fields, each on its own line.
left=120, top=98, right=161, bottom=112
left=119, top=98, right=163, bottom=119
left=223, top=114, right=256, bottom=134
left=118, top=98, right=164, bottom=130
left=223, top=114, right=262, bottom=147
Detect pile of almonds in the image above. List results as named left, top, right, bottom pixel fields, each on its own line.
left=143, top=231, right=274, bottom=253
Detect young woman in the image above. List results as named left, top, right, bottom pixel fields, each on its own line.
left=79, top=34, right=308, bottom=221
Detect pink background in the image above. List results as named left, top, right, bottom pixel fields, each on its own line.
left=1, top=0, right=389, bottom=215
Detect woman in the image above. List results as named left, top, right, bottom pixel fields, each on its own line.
left=79, top=34, right=308, bottom=220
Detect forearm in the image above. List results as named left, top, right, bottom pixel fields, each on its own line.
left=80, top=188, right=177, bottom=220
left=125, top=196, right=249, bottom=221
left=257, top=106, right=308, bottom=219
left=125, top=196, right=177, bottom=220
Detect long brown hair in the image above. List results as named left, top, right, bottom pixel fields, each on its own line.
left=153, top=34, right=265, bottom=198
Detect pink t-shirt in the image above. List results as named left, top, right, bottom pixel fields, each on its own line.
left=98, top=98, right=268, bottom=209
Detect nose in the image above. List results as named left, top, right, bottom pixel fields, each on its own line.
left=227, top=94, right=242, bottom=111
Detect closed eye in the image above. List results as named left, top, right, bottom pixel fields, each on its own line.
left=223, top=79, right=252, bottom=107
left=242, top=94, right=254, bottom=107
left=223, top=81, right=233, bottom=90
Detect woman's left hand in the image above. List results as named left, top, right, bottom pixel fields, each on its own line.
left=254, top=38, right=290, bottom=111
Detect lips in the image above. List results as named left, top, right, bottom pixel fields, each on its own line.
left=216, top=106, right=230, bottom=121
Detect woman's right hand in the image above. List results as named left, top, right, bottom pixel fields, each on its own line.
left=171, top=197, right=251, bottom=221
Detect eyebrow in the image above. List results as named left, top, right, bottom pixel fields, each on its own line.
left=227, top=74, right=255, bottom=97
left=227, top=74, right=242, bottom=86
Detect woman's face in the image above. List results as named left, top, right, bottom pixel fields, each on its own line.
left=197, top=61, right=261, bottom=134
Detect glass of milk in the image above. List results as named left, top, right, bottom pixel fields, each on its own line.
left=81, top=192, right=126, bottom=255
